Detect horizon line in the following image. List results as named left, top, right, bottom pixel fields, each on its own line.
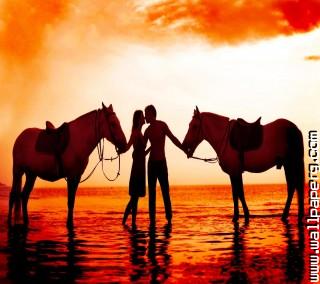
left=0, top=182, right=288, bottom=190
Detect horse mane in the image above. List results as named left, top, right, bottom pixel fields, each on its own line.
left=69, top=109, right=98, bottom=124
left=201, top=112, right=230, bottom=122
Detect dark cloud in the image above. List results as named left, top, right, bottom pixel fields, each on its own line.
left=144, top=0, right=320, bottom=44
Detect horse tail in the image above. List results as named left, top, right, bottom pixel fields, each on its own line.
left=8, top=162, right=23, bottom=225
left=287, top=125, right=305, bottom=220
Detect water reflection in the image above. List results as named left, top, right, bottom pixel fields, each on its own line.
left=7, top=225, right=30, bottom=283
left=65, top=227, right=86, bottom=282
left=148, top=224, right=172, bottom=283
left=219, top=222, right=250, bottom=283
left=1, top=184, right=310, bottom=282
left=6, top=225, right=87, bottom=283
left=126, top=226, right=148, bottom=281
left=283, top=221, right=305, bottom=283
left=125, top=224, right=172, bottom=283
left=226, top=221, right=250, bottom=284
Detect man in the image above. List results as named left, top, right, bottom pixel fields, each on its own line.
left=144, top=105, right=185, bottom=226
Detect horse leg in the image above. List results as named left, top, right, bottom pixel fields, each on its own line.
left=21, top=173, right=36, bottom=226
left=67, top=177, right=80, bottom=228
left=230, top=175, right=240, bottom=222
left=237, top=175, right=250, bottom=221
left=8, top=169, right=23, bottom=226
left=282, top=163, right=295, bottom=221
left=297, top=178, right=304, bottom=224
left=295, top=143, right=305, bottom=223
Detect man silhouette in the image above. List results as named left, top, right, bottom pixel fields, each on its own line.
left=144, top=105, right=185, bottom=226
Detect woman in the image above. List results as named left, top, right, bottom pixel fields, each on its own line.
left=122, top=110, right=149, bottom=228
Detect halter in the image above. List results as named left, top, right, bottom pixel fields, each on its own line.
left=79, top=109, right=121, bottom=183
left=190, top=114, right=229, bottom=164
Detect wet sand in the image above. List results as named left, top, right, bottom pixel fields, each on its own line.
left=0, top=185, right=309, bottom=283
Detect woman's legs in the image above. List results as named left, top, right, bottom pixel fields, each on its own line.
left=122, top=198, right=132, bottom=225
left=123, top=196, right=139, bottom=226
left=131, top=196, right=139, bottom=227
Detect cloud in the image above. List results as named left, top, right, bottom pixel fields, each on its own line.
left=0, top=0, right=68, bottom=64
left=0, top=0, right=149, bottom=124
left=143, top=0, right=320, bottom=44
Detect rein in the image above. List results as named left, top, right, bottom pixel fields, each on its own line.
left=190, top=156, right=219, bottom=163
left=78, top=109, right=121, bottom=183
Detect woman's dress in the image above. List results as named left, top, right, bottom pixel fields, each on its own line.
left=129, top=132, right=146, bottom=197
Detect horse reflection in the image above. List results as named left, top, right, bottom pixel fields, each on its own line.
left=283, top=221, right=305, bottom=282
left=226, top=222, right=250, bottom=283
left=6, top=226, right=86, bottom=283
left=6, top=225, right=30, bottom=282
left=65, top=227, right=86, bottom=282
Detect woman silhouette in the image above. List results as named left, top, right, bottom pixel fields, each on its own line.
left=122, top=110, right=150, bottom=228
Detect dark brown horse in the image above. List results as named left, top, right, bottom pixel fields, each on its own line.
left=8, top=103, right=127, bottom=227
left=182, top=107, right=304, bottom=222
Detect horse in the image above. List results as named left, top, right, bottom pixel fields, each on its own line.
left=182, top=107, right=305, bottom=223
left=8, top=103, right=127, bottom=227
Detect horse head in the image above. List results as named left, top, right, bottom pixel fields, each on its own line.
left=182, top=106, right=204, bottom=158
left=101, top=103, right=127, bottom=153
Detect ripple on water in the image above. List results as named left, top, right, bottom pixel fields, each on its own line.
left=0, top=185, right=308, bottom=283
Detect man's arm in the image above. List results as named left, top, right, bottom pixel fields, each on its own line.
left=165, top=123, right=184, bottom=151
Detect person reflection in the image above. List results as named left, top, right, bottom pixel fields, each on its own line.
left=227, top=221, right=250, bottom=283
left=283, top=220, right=305, bottom=282
left=125, top=226, right=148, bottom=282
left=148, top=224, right=172, bottom=283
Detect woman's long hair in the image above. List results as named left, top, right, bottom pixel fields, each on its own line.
left=132, top=110, right=143, bottom=130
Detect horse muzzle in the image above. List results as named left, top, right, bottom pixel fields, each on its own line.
left=182, top=142, right=195, bottom=158
left=116, top=142, right=127, bottom=154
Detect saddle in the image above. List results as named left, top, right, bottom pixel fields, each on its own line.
left=35, top=121, right=70, bottom=176
left=230, top=117, right=263, bottom=170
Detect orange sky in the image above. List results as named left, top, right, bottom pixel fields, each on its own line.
left=0, top=0, right=319, bottom=187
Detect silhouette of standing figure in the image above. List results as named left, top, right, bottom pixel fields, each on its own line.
left=144, top=105, right=184, bottom=226
left=123, top=110, right=150, bottom=228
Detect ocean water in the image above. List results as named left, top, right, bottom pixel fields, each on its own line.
left=0, top=185, right=309, bottom=283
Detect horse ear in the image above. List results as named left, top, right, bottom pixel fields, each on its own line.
left=194, top=106, right=200, bottom=116
left=108, top=104, right=113, bottom=111
left=102, top=102, right=106, bottom=109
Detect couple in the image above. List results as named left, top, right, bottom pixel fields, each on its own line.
left=122, top=105, right=184, bottom=228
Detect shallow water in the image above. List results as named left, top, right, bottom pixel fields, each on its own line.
left=0, top=185, right=309, bottom=283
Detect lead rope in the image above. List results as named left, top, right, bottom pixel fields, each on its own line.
left=100, top=138, right=121, bottom=182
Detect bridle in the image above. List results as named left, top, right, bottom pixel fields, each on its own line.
left=189, top=114, right=227, bottom=164
left=78, top=109, right=121, bottom=183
